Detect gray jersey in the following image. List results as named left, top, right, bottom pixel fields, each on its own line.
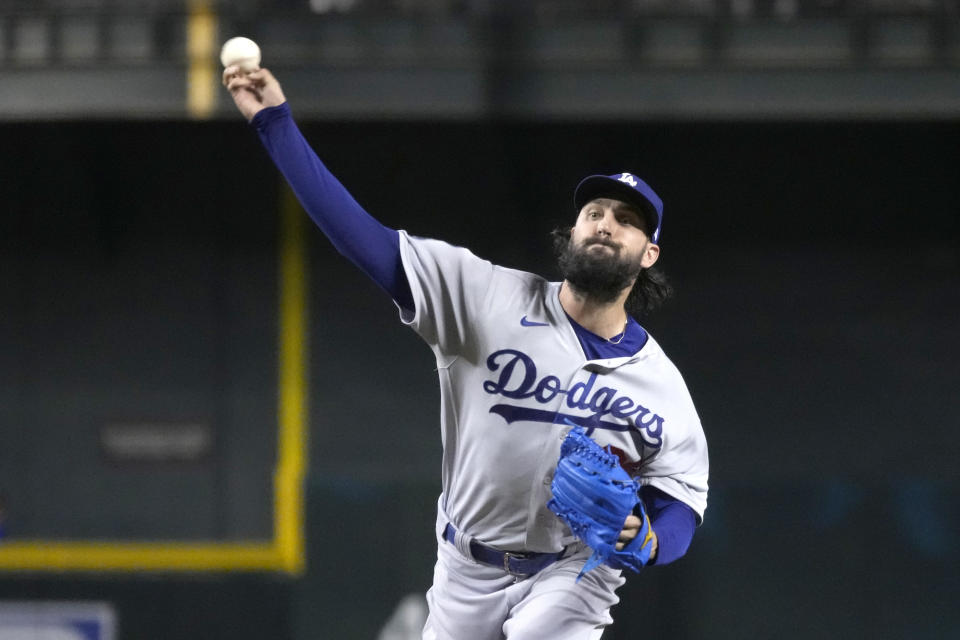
left=397, top=232, right=709, bottom=552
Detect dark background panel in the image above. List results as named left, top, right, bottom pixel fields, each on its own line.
left=0, top=123, right=280, bottom=540
left=0, top=118, right=958, bottom=639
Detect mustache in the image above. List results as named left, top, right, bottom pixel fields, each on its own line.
left=583, top=237, right=621, bottom=251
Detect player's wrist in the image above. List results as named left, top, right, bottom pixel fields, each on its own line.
left=250, top=101, right=290, bottom=129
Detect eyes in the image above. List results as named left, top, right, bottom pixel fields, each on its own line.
left=586, top=209, right=638, bottom=227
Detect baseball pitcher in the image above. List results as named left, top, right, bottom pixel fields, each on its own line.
left=224, top=65, right=709, bottom=640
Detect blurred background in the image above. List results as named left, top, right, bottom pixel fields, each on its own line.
left=0, top=0, right=958, bottom=638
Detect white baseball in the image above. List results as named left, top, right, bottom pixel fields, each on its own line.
left=220, top=37, right=261, bottom=72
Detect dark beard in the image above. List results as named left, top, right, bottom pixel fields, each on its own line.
left=557, top=238, right=644, bottom=304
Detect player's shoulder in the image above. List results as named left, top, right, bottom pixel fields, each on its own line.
left=401, top=232, right=482, bottom=260
left=400, top=232, right=497, bottom=276
left=635, top=332, right=686, bottom=380
left=492, top=263, right=551, bottom=288
left=404, top=231, right=550, bottom=290
left=486, top=263, right=559, bottom=310
left=633, top=332, right=703, bottom=429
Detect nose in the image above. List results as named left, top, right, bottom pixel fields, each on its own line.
left=595, top=211, right=613, bottom=236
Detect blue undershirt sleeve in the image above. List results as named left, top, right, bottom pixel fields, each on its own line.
left=640, top=485, right=698, bottom=566
left=251, top=103, right=413, bottom=310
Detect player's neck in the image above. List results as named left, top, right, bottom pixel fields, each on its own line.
left=559, top=281, right=630, bottom=340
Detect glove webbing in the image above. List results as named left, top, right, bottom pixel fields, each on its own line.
left=547, top=425, right=654, bottom=580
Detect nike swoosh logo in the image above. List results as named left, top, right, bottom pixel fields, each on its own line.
left=520, top=316, right=550, bottom=327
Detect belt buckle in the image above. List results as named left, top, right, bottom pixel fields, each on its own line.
left=502, top=551, right=529, bottom=581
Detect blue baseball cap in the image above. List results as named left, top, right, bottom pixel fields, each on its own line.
left=574, top=172, right=663, bottom=243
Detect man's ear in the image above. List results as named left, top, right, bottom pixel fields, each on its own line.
left=641, top=243, right=660, bottom=269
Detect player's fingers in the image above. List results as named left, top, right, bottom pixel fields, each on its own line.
left=222, top=66, right=265, bottom=88
left=248, top=67, right=274, bottom=84
left=226, top=76, right=248, bottom=91
left=615, top=514, right=641, bottom=550
left=222, top=65, right=241, bottom=86
left=226, top=73, right=261, bottom=93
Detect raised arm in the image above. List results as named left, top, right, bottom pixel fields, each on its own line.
left=222, top=66, right=413, bottom=308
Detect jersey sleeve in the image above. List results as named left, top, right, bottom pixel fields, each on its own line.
left=639, top=369, right=709, bottom=523
left=396, top=231, right=497, bottom=362
left=641, top=417, right=709, bottom=523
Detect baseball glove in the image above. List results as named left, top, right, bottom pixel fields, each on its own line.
left=547, top=424, right=655, bottom=580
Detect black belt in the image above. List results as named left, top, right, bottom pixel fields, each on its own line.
left=443, top=522, right=565, bottom=578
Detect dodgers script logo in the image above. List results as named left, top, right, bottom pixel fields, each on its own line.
left=482, top=349, right=664, bottom=448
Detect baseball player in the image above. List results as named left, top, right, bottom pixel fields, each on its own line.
left=224, top=66, right=708, bottom=640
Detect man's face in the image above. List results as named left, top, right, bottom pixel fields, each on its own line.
left=558, top=198, right=660, bottom=302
